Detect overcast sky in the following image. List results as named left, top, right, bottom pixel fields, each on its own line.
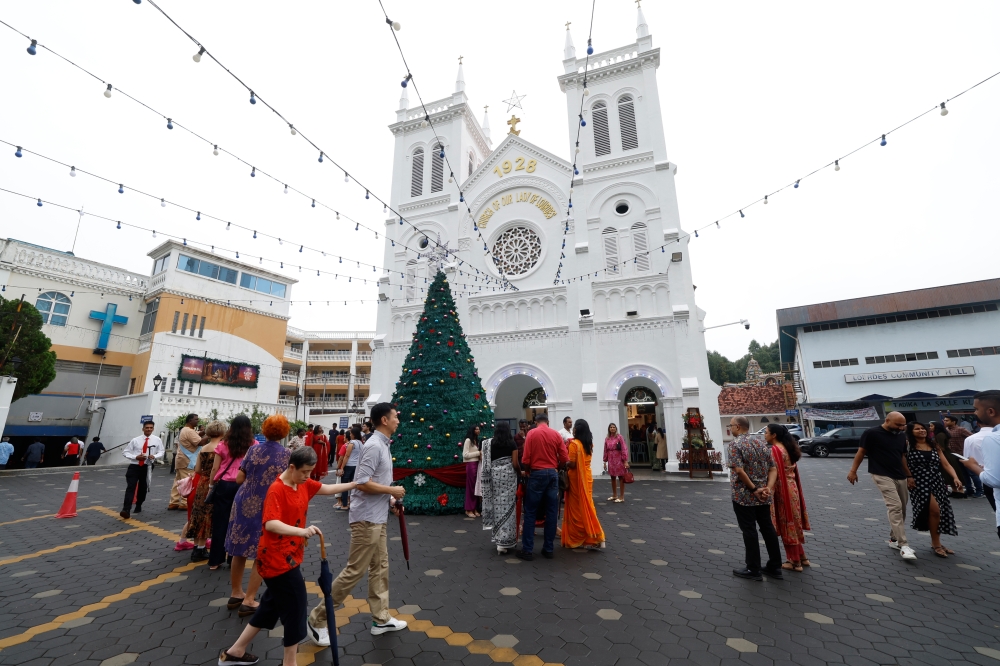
left=1, top=1, right=997, bottom=359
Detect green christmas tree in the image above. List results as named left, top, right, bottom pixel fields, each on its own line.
left=389, top=270, right=494, bottom=514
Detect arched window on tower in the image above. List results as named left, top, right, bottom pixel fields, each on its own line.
left=431, top=144, right=444, bottom=193
left=410, top=148, right=424, bottom=197
left=618, top=95, right=638, bottom=151
left=35, top=291, right=71, bottom=326
left=468, top=151, right=475, bottom=178
left=631, top=222, right=650, bottom=272
left=592, top=102, right=611, bottom=156
left=602, top=227, right=620, bottom=274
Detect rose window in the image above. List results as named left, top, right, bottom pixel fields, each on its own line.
left=491, top=226, right=541, bottom=276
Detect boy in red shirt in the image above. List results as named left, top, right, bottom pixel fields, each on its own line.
left=218, top=445, right=356, bottom=666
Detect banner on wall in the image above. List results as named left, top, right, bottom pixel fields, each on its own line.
left=178, top=355, right=260, bottom=388
left=802, top=406, right=879, bottom=421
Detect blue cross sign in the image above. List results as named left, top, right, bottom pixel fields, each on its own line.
left=89, top=303, right=128, bottom=353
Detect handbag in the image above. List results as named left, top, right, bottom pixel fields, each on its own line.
left=558, top=468, right=570, bottom=492
left=176, top=473, right=196, bottom=496
left=623, top=469, right=635, bottom=484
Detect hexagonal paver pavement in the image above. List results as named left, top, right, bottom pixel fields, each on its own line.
left=679, top=590, right=702, bottom=599
left=99, top=654, right=138, bottom=666
left=596, top=608, right=622, bottom=620
left=650, top=559, right=668, bottom=565
left=866, top=593, right=893, bottom=603
left=499, top=587, right=521, bottom=596
left=491, top=634, right=519, bottom=648
left=582, top=572, right=601, bottom=579
left=423, top=569, right=443, bottom=576
left=804, top=612, right=834, bottom=624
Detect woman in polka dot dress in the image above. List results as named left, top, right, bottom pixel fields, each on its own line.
left=905, top=422, right=963, bottom=557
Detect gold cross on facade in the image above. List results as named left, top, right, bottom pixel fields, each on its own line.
left=565, top=21, right=571, bottom=30
left=458, top=55, right=463, bottom=65
left=507, top=114, right=521, bottom=136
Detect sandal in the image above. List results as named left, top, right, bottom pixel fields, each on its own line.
left=614, top=498, right=624, bottom=503
left=607, top=497, right=616, bottom=502
left=944, top=547, right=955, bottom=555
left=781, top=561, right=795, bottom=570
left=932, top=545, right=948, bottom=558
left=800, top=560, right=811, bottom=567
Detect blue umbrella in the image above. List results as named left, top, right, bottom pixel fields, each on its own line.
left=317, top=534, right=339, bottom=665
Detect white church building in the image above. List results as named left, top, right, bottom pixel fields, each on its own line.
left=370, top=7, right=722, bottom=473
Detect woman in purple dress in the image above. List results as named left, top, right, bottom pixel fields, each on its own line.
left=224, top=415, right=290, bottom=617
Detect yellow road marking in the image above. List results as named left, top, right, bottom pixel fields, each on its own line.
left=0, top=514, right=56, bottom=527
left=86, top=506, right=181, bottom=541
left=0, top=529, right=143, bottom=567
left=0, top=560, right=206, bottom=651
left=297, top=582, right=561, bottom=666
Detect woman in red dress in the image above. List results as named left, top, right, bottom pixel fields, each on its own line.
left=309, top=425, right=329, bottom=480
left=766, top=423, right=811, bottom=571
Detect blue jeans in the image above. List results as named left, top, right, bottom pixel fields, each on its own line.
left=521, top=469, right=559, bottom=554
left=967, top=471, right=984, bottom=497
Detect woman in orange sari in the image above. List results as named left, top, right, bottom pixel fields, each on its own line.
left=765, top=423, right=810, bottom=571
left=561, top=419, right=606, bottom=550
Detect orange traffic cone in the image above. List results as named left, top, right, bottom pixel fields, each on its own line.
left=55, top=471, right=80, bottom=518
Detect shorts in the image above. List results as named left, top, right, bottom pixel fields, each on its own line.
left=248, top=566, right=308, bottom=646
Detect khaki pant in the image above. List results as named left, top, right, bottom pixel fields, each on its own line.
left=871, top=474, right=909, bottom=547
left=169, top=467, right=194, bottom=507
left=309, top=521, right=390, bottom=628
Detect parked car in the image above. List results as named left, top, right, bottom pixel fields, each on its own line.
left=799, top=427, right=864, bottom=457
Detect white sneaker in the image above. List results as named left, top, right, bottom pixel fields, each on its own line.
left=900, top=545, right=917, bottom=560
left=888, top=539, right=901, bottom=550
left=371, top=617, right=407, bottom=635
left=307, top=623, right=330, bottom=647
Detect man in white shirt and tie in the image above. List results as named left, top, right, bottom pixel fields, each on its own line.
left=558, top=416, right=574, bottom=443
left=121, top=421, right=164, bottom=519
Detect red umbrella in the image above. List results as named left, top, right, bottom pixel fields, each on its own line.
left=396, top=501, right=410, bottom=569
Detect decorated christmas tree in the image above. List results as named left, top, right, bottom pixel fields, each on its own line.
left=389, top=270, right=494, bottom=514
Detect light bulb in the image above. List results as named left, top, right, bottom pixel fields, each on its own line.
left=118, top=184, right=124, bottom=194
left=312, top=199, right=316, bottom=208
left=27, top=39, right=37, bottom=56
left=940, top=102, right=948, bottom=116
left=289, top=124, right=296, bottom=135
left=166, top=118, right=173, bottom=130
left=880, top=134, right=887, bottom=147
left=226, top=222, right=230, bottom=230
left=834, top=160, right=840, bottom=171
left=764, top=195, right=768, bottom=205
left=587, top=39, right=593, bottom=55
left=344, top=172, right=349, bottom=183
left=253, top=230, right=257, bottom=238
left=584, top=88, right=590, bottom=96
left=580, top=117, right=586, bottom=127
left=104, top=84, right=112, bottom=98
left=739, top=209, right=744, bottom=218
left=250, top=167, right=256, bottom=177
left=448, top=174, right=453, bottom=183
left=401, top=77, right=408, bottom=88
left=69, top=166, right=76, bottom=177
left=392, top=20, right=401, bottom=31
left=213, top=144, right=219, bottom=156
left=196, top=212, right=201, bottom=220
left=117, top=221, right=121, bottom=229
left=193, top=47, right=205, bottom=62
left=160, top=198, right=166, bottom=208
left=794, top=179, right=799, bottom=189
left=421, top=116, right=429, bottom=127
left=336, top=211, right=340, bottom=219
left=14, top=146, right=22, bottom=158
left=366, top=190, right=370, bottom=199
left=152, top=230, right=156, bottom=237
left=249, top=91, right=256, bottom=105
left=318, top=151, right=324, bottom=163
left=284, top=184, right=288, bottom=194
left=439, top=148, right=445, bottom=158
left=36, top=198, right=42, bottom=207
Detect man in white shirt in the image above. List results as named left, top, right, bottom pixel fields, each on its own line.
left=558, top=416, right=574, bottom=442
left=972, top=391, right=1000, bottom=537
left=962, top=426, right=989, bottom=499
left=121, top=421, right=164, bottom=519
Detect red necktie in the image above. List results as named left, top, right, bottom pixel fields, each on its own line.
left=139, top=437, right=148, bottom=467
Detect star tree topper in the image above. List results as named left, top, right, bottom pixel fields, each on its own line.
left=503, top=90, right=526, bottom=113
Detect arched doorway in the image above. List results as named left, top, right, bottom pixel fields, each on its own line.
left=617, top=378, right=664, bottom=468
left=493, top=374, right=545, bottom=439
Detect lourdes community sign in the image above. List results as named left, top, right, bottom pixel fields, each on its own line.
left=476, top=188, right=559, bottom=229
left=178, top=354, right=260, bottom=388
left=843, top=366, right=975, bottom=383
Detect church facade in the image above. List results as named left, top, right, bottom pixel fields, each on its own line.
left=370, top=7, right=721, bottom=473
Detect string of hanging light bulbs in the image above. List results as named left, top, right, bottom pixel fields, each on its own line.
left=548, top=67, right=999, bottom=286
left=375, top=0, right=519, bottom=291
left=553, top=0, right=598, bottom=286
left=1, top=14, right=511, bottom=290
left=2, top=138, right=502, bottom=287
left=0, top=185, right=509, bottom=296
left=132, top=0, right=517, bottom=290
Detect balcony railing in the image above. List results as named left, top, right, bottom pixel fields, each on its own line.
left=277, top=398, right=296, bottom=406
left=307, top=350, right=352, bottom=361
left=279, top=373, right=299, bottom=383
left=356, top=352, right=372, bottom=362
left=304, top=375, right=350, bottom=385
left=284, top=347, right=303, bottom=359
left=305, top=400, right=349, bottom=409
left=353, top=376, right=370, bottom=385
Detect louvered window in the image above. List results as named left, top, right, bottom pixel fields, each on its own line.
left=592, top=102, right=611, bottom=156
left=431, top=144, right=444, bottom=193
left=602, top=227, right=620, bottom=274
left=632, top=222, right=650, bottom=272
left=618, top=95, right=638, bottom=151
left=468, top=151, right=475, bottom=177
left=410, top=148, right=424, bottom=197
left=405, top=260, right=417, bottom=299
